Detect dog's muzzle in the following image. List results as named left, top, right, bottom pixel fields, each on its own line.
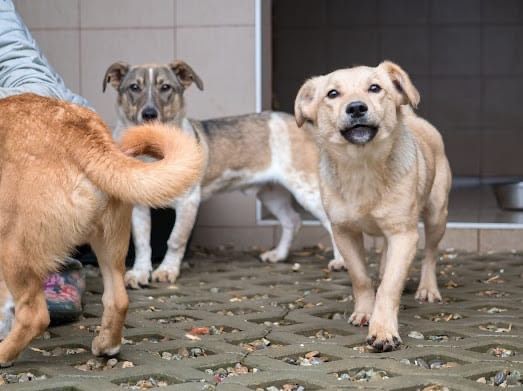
left=340, top=125, right=378, bottom=145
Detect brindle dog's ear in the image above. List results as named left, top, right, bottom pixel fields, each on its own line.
left=379, top=61, right=420, bottom=108
left=170, top=60, right=204, bottom=91
left=103, top=61, right=130, bottom=92
left=294, top=76, right=325, bottom=127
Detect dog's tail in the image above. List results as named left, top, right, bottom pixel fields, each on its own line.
left=74, top=122, right=203, bottom=206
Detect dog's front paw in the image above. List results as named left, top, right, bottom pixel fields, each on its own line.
left=415, top=285, right=442, bottom=303
left=124, top=269, right=150, bottom=289
left=92, top=335, right=121, bottom=357
left=366, top=318, right=402, bottom=352
left=348, top=311, right=371, bottom=326
left=152, top=266, right=180, bottom=283
left=327, top=258, right=346, bottom=271
left=260, top=249, right=285, bottom=263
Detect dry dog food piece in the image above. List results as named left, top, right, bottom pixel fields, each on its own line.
left=74, top=358, right=134, bottom=371
left=335, top=368, right=390, bottom=381
left=119, top=377, right=168, bottom=389
left=477, top=370, right=522, bottom=387
left=160, top=346, right=208, bottom=360
left=487, top=347, right=515, bottom=358
left=204, top=363, right=259, bottom=383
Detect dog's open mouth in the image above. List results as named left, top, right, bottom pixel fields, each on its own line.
left=340, top=125, right=378, bottom=145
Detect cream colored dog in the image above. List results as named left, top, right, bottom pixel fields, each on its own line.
left=295, top=61, right=451, bottom=352
left=0, top=93, right=203, bottom=366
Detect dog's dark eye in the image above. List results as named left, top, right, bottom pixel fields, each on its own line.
left=368, top=84, right=382, bottom=93
left=327, top=89, right=339, bottom=99
left=160, top=84, right=172, bottom=92
left=129, top=83, right=140, bottom=92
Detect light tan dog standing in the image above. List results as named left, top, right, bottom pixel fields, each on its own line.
left=295, top=61, right=451, bottom=352
left=0, top=93, right=203, bottom=366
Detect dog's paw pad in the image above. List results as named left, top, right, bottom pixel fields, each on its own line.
left=349, top=312, right=371, bottom=327
left=415, top=287, right=442, bottom=303
left=92, top=336, right=121, bottom=357
left=260, top=249, right=285, bottom=263
left=327, top=258, right=346, bottom=271
left=152, top=267, right=179, bottom=283
left=124, top=269, right=150, bottom=289
left=366, top=334, right=401, bottom=352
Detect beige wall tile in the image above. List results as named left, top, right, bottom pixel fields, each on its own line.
left=176, top=0, right=254, bottom=26
left=32, top=30, right=81, bottom=93
left=191, top=226, right=275, bottom=250
left=14, top=0, right=79, bottom=29
left=196, top=192, right=257, bottom=227
left=479, top=229, right=523, bottom=252
left=176, top=26, right=255, bottom=118
left=80, top=29, right=175, bottom=125
left=80, top=0, right=174, bottom=28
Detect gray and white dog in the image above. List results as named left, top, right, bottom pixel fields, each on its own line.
left=103, top=60, right=343, bottom=288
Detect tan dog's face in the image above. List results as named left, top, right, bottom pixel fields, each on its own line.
left=295, top=61, right=420, bottom=147
left=103, top=61, right=204, bottom=124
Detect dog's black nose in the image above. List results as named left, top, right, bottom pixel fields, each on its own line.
left=346, top=101, right=368, bottom=118
left=141, top=107, right=158, bottom=121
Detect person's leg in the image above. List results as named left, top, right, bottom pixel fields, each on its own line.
left=0, top=0, right=91, bottom=108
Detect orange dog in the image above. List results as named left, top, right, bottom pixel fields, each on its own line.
left=0, top=93, right=203, bottom=366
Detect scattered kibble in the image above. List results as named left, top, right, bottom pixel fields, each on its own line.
left=335, top=368, right=390, bottom=382
left=240, top=338, right=281, bottom=352
left=204, top=363, right=258, bottom=383
left=282, top=351, right=329, bottom=366
left=476, top=306, right=508, bottom=314
left=477, top=370, right=522, bottom=387
left=119, top=377, right=168, bottom=389
left=160, top=346, right=208, bottom=360
left=402, top=357, right=459, bottom=369
left=74, top=358, right=134, bottom=371
left=487, top=346, right=516, bottom=358
left=477, top=290, right=510, bottom=298
left=408, top=331, right=425, bottom=339
left=428, top=312, right=463, bottom=322
left=478, top=323, right=513, bottom=333
left=155, top=315, right=196, bottom=324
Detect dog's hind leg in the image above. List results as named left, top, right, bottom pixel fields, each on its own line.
left=286, top=181, right=344, bottom=270
left=125, top=205, right=153, bottom=289
left=258, top=184, right=301, bottom=263
left=416, top=162, right=450, bottom=303
left=90, top=202, right=131, bottom=357
left=0, top=246, right=49, bottom=366
left=152, top=186, right=201, bottom=283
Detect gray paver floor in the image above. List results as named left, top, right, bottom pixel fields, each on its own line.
left=2, top=247, right=523, bottom=390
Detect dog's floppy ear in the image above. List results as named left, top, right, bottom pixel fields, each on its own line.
left=170, top=60, right=204, bottom=91
left=294, top=76, right=325, bottom=127
left=103, top=61, right=130, bottom=92
left=379, top=61, right=420, bottom=108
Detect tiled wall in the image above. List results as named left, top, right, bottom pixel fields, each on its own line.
left=13, top=0, right=298, bottom=251
left=273, top=0, right=523, bottom=178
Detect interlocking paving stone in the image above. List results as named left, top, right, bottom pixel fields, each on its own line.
left=3, top=248, right=523, bottom=390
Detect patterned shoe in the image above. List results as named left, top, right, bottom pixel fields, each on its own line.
left=44, top=257, right=86, bottom=324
